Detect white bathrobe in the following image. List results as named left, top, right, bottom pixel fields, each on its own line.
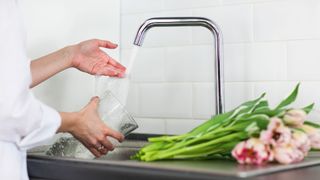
left=0, top=1, right=61, bottom=179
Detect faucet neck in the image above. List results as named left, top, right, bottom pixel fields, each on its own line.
left=133, top=17, right=225, bottom=115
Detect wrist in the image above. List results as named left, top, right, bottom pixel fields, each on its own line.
left=61, top=45, right=77, bottom=69
left=58, top=112, right=79, bottom=133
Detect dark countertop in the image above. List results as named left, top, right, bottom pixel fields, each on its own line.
left=27, top=134, right=320, bottom=180
left=27, top=156, right=320, bottom=180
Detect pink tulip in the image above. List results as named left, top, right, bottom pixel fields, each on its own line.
left=292, top=130, right=311, bottom=155
left=302, top=125, right=320, bottom=149
left=232, top=138, right=273, bottom=165
left=273, top=143, right=304, bottom=164
left=260, top=117, right=291, bottom=146
left=283, top=109, right=307, bottom=127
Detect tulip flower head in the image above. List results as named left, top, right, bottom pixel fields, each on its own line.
left=292, top=130, right=311, bottom=155
left=232, top=138, right=273, bottom=165
left=260, top=118, right=292, bottom=146
left=302, top=125, right=320, bottom=149
left=273, top=143, right=304, bottom=164
left=283, top=109, right=307, bottom=127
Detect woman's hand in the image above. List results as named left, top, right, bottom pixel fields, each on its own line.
left=30, top=39, right=126, bottom=88
left=58, top=97, right=124, bottom=157
left=69, top=39, right=126, bottom=77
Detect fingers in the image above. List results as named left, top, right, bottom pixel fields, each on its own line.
left=100, top=53, right=126, bottom=72
left=107, top=58, right=126, bottom=71
left=97, top=39, right=118, bottom=49
left=89, top=147, right=103, bottom=157
left=92, top=56, right=125, bottom=77
left=84, top=136, right=114, bottom=157
left=93, top=137, right=115, bottom=156
left=99, top=66, right=125, bottom=77
left=93, top=62, right=124, bottom=77
left=82, top=142, right=103, bottom=157
left=96, top=47, right=126, bottom=75
left=104, top=127, right=125, bottom=142
left=94, top=142, right=109, bottom=154
left=100, top=138, right=114, bottom=151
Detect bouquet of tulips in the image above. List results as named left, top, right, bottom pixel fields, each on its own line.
left=132, top=84, right=320, bottom=165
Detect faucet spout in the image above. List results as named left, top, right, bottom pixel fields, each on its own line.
left=133, top=17, right=225, bottom=115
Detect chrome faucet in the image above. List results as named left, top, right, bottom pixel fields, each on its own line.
left=133, top=17, right=224, bottom=114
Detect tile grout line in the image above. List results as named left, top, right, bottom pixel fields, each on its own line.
left=120, top=0, right=282, bottom=15
left=129, top=80, right=320, bottom=85
left=120, top=38, right=320, bottom=51
left=284, top=41, right=288, bottom=81
left=251, top=3, right=255, bottom=43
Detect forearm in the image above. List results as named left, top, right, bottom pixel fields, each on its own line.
left=30, top=46, right=74, bottom=88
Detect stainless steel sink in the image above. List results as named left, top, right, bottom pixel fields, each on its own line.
left=99, top=140, right=145, bottom=160
left=28, top=138, right=320, bottom=179
left=99, top=147, right=139, bottom=160
left=28, top=137, right=147, bottom=161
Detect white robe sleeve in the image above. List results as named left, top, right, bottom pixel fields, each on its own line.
left=0, top=0, right=61, bottom=150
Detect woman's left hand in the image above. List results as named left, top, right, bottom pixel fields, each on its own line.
left=58, top=97, right=125, bottom=157
left=69, top=39, right=126, bottom=77
left=30, top=39, right=126, bottom=88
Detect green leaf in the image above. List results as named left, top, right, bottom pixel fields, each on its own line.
left=245, top=122, right=260, bottom=135
left=303, top=103, right=315, bottom=114
left=189, top=93, right=265, bottom=135
left=304, top=121, right=320, bottom=129
left=222, top=93, right=267, bottom=127
left=275, top=83, right=300, bottom=110
left=188, top=110, right=234, bottom=135
left=234, top=114, right=269, bottom=129
left=253, top=108, right=286, bottom=117
left=254, top=100, right=269, bottom=111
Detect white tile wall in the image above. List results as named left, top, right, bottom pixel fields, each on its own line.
left=122, top=48, right=166, bottom=82
left=253, top=0, right=320, bottom=41
left=287, top=40, right=320, bottom=81
left=192, top=83, right=216, bottom=119
left=133, top=118, right=166, bottom=134
left=253, top=82, right=320, bottom=110
left=138, top=83, right=193, bottom=118
left=192, top=4, right=253, bottom=43
left=121, top=0, right=320, bottom=135
left=253, top=82, right=297, bottom=108
left=165, top=45, right=215, bottom=82
left=163, top=0, right=220, bottom=10
left=225, top=82, right=254, bottom=111
left=166, top=119, right=206, bottom=135
left=220, top=0, right=251, bottom=5
left=224, top=42, right=287, bottom=82
left=125, top=82, right=140, bottom=116
left=121, top=0, right=164, bottom=14
left=295, top=82, right=320, bottom=110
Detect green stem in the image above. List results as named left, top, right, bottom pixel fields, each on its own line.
left=148, top=134, right=188, bottom=142
left=173, top=141, right=239, bottom=160
left=144, top=132, right=248, bottom=161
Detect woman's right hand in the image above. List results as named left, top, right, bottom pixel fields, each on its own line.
left=58, top=97, right=124, bottom=157
left=68, top=39, right=126, bottom=77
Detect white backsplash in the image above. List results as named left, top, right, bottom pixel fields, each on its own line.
left=121, top=0, right=320, bottom=134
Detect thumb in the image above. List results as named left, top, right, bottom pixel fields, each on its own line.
left=88, top=96, right=100, bottom=109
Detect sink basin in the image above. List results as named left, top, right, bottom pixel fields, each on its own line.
left=27, top=134, right=320, bottom=179
left=28, top=137, right=146, bottom=161
left=100, top=147, right=139, bottom=160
